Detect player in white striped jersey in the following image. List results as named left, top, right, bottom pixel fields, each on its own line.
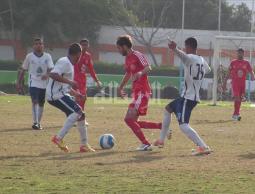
left=154, top=37, right=212, bottom=156
left=46, top=43, right=95, bottom=153
left=16, top=38, right=54, bottom=130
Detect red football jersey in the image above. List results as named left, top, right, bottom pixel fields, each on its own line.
left=125, top=50, right=151, bottom=94
left=74, top=51, right=97, bottom=93
left=229, top=59, right=252, bottom=84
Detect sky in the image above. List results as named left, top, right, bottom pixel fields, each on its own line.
left=227, top=0, right=253, bottom=9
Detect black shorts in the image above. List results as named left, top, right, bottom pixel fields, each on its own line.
left=29, top=87, right=46, bottom=105
left=48, top=95, right=82, bottom=117
left=166, top=97, right=197, bottom=124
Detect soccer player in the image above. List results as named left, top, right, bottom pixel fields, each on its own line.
left=74, top=39, right=102, bottom=111
left=154, top=37, right=212, bottom=156
left=116, top=35, right=161, bottom=151
left=16, top=38, right=54, bottom=130
left=223, top=48, right=255, bottom=121
left=46, top=43, right=95, bottom=153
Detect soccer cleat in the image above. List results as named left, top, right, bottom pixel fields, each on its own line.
left=232, top=115, right=241, bottom=121
left=80, top=144, right=95, bottom=153
left=38, top=124, right=43, bottom=130
left=136, top=144, right=153, bottom=151
left=192, top=146, right=212, bottom=156
left=51, top=135, right=69, bottom=152
left=32, top=123, right=39, bottom=130
left=153, top=139, right=164, bottom=148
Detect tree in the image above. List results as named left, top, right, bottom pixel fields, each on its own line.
left=108, top=0, right=178, bottom=66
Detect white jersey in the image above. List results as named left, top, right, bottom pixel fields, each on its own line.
left=22, top=52, right=54, bottom=89
left=46, top=57, right=74, bottom=101
left=175, top=48, right=211, bottom=102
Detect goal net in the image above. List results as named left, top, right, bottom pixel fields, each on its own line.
left=212, top=36, right=255, bottom=105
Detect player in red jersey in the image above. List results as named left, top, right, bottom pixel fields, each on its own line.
left=223, top=48, right=255, bottom=121
left=116, top=35, right=161, bottom=151
left=74, top=39, right=102, bottom=124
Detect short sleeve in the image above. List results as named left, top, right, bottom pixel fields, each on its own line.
left=47, top=54, right=54, bottom=69
left=203, top=58, right=211, bottom=74
left=22, top=54, right=30, bottom=70
left=137, top=54, right=149, bottom=67
left=51, top=59, right=68, bottom=75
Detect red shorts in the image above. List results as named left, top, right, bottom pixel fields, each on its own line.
left=232, top=81, right=245, bottom=97
left=128, top=92, right=150, bottom=116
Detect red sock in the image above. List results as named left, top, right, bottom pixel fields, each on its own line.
left=137, top=121, right=161, bottom=129
left=234, top=100, right=241, bottom=115
left=125, top=118, right=150, bottom=145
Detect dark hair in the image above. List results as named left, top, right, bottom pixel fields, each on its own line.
left=237, top=48, right=244, bottom=52
left=34, top=37, right=43, bottom=42
left=116, top=35, right=133, bottom=48
left=80, top=38, right=89, bottom=44
left=68, top=43, right=82, bottom=55
left=185, top=37, right=197, bottom=49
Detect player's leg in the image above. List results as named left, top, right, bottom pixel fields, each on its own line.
left=178, top=99, right=211, bottom=155
left=77, top=113, right=95, bottom=153
left=37, top=88, right=46, bottom=129
left=136, top=94, right=161, bottom=130
left=154, top=99, right=177, bottom=147
left=29, top=87, right=40, bottom=130
left=232, top=83, right=242, bottom=121
left=75, top=88, right=89, bottom=126
left=48, top=96, right=82, bottom=152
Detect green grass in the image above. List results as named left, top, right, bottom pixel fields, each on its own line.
left=0, top=96, right=255, bottom=193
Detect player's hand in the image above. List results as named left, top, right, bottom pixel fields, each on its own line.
left=131, top=71, right=142, bottom=81
left=69, top=80, right=78, bottom=89
left=96, top=80, right=102, bottom=88
left=168, top=41, right=177, bottom=50
left=41, top=74, right=49, bottom=80
left=118, top=87, right=127, bottom=99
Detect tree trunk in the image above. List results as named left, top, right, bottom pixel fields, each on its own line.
left=146, top=46, right=159, bottom=66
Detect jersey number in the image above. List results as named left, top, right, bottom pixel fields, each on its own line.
left=193, top=64, right=204, bottom=80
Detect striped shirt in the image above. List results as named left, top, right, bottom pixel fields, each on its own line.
left=125, top=50, right=151, bottom=94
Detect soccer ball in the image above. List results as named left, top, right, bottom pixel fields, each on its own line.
left=99, top=134, right=115, bottom=149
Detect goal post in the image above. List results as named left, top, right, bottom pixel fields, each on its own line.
left=212, top=35, right=255, bottom=105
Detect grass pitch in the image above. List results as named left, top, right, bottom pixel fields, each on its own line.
left=0, top=96, right=255, bottom=194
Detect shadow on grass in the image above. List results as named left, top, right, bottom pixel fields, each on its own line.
left=239, top=152, right=255, bottom=159
left=0, top=125, right=63, bottom=133
left=193, top=119, right=233, bottom=125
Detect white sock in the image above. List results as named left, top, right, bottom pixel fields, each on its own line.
left=38, top=106, right=44, bottom=124
left=57, top=112, right=79, bottom=139
left=159, top=110, right=172, bottom=141
left=77, top=120, right=88, bottom=145
left=179, top=123, right=207, bottom=148
left=32, top=104, right=37, bottom=123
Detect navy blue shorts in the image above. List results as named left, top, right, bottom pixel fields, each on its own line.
left=166, top=97, right=197, bottom=124
left=29, top=87, right=46, bottom=105
left=48, top=95, right=82, bottom=117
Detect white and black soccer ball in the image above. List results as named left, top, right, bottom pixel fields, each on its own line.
left=99, top=134, right=115, bottom=149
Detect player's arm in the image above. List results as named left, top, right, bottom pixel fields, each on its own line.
left=42, top=54, right=54, bottom=80
left=168, top=40, right=190, bottom=64
left=49, top=72, right=77, bottom=89
left=247, top=62, right=255, bottom=81
left=16, top=55, right=29, bottom=92
left=203, top=58, right=211, bottom=74
left=87, top=58, right=102, bottom=88
left=131, top=65, right=151, bottom=81
left=118, top=72, right=131, bottom=98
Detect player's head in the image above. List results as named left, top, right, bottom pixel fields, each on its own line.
left=185, top=37, right=197, bottom=54
left=80, top=38, right=89, bottom=52
left=33, top=37, right=44, bottom=53
left=237, top=48, right=244, bottom=60
left=68, top=43, right=82, bottom=64
left=116, top=35, right=133, bottom=56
